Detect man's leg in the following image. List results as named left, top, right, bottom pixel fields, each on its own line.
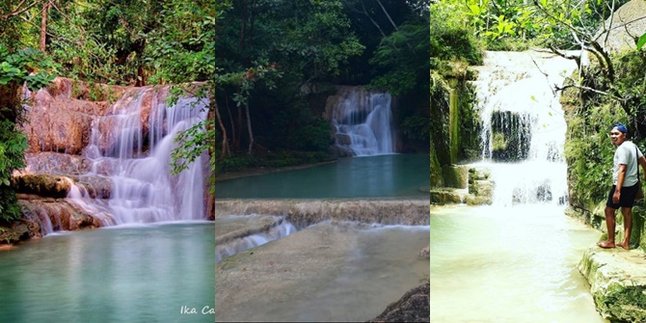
left=598, top=206, right=616, bottom=248
left=619, top=207, right=632, bottom=250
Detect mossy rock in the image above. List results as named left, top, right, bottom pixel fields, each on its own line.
left=430, top=189, right=463, bottom=205
left=579, top=248, right=646, bottom=322
left=441, top=165, right=468, bottom=189
left=464, top=194, right=492, bottom=206
left=11, top=173, right=72, bottom=198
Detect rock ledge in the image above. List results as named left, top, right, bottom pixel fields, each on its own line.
left=578, top=247, right=646, bottom=322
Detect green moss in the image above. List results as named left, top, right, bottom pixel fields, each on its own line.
left=492, top=132, right=508, bottom=151
left=430, top=142, right=443, bottom=187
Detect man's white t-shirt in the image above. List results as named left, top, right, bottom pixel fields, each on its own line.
left=613, top=140, right=644, bottom=187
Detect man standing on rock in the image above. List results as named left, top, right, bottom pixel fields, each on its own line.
left=598, top=123, right=646, bottom=250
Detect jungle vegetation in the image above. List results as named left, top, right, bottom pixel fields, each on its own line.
left=0, top=0, right=213, bottom=222
left=215, top=0, right=430, bottom=173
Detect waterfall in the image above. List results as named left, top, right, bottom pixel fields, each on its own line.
left=73, top=87, right=209, bottom=224
left=327, top=87, right=395, bottom=156
left=471, top=51, right=577, bottom=206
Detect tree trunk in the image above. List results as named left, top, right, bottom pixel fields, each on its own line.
left=245, top=104, right=254, bottom=155
left=39, top=1, right=50, bottom=53
left=375, top=0, right=398, bottom=32
left=214, top=100, right=229, bottom=157
left=360, top=0, right=386, bottom=37
left=237, top=102, right=243, bottom=151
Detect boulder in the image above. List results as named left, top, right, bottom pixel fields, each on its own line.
left=22, top=82, right=111, bottom=155
left=430, top=189, right=463, bottom=204
left=11, top=173, right=73, bottom=198
left=368, top=282, right=429, bottom=322
left=595, top=0, right=646, bottom=54
left=578, top=247, right=646, bottom=322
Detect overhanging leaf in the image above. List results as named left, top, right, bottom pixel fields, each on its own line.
left=636, top=32, right=646, bottom=50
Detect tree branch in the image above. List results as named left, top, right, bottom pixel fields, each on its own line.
left=1, top=0, right=41, bottom=20
left=555, top=82, right=624, bottom=104
left=375, top=0, right=398, bottom=32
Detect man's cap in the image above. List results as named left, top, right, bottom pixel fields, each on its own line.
left=613, top=123, right=628, bottom=134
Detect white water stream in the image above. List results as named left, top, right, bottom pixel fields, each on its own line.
left=328, top=87, right=395, bottom=156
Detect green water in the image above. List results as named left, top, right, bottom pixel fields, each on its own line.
left=216, top=154, right=429, bottom=199
left=0, top=222, right=214, bottom=323
left=430, top=205, right=606, bottom=323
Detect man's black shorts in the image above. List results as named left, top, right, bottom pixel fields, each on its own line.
left=606, top=183, right=640, bottom=209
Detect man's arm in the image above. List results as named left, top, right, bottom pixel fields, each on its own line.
left=614, top=164, right=627, bottom=203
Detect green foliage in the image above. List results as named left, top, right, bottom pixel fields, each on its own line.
left=565, top=103, right=623, bottom=204
left=0, top=46, right=56, bottom=91
left=434, top=0, right=627, bottom=50
left=613, top=51, right=646, bottom=124
left=637, top=33, right=646, bottom=50
left=144, top=0, right=214, bottom=84
left=0, top=120, right=27, bottom=222
left=401, top=116, right=429, bottom=143
left=369, top=20, right=428, bottom=96
left=0, top=42, right=56, bottom=223
left=286, top=118, right=331, bottom=152
left=430, top=1, right=482, bottom=68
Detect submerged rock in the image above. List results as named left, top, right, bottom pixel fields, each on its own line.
left=419, top=245, right=429, bottom=259
left=578, top=247, right=646, bottom=322
left=368, top=282, right=429, bottom=322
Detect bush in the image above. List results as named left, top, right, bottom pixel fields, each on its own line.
left=0, top=120, right=27, bottom=222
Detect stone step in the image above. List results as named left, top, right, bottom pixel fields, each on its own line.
left=578, top=247, right=646, bottom=322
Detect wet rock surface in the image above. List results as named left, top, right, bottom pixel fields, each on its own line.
left=369, top=282, right=429, bottom=323
left=579, top=247, right=646, bottom=322
left=216, top=221, right=428, bottom=322
left=0, top=197, right=103, bottom=244
left=215, top=199, right=429, bottom=227
left=215, top=214, right=283, bottom=245
left=25, top=152, right=92, bottom=175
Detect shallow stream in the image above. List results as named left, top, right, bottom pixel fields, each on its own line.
left=430, top=205, right=605, bottom=322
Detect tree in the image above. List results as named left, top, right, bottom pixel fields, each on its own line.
left=0, top=2, right=56, bottom=221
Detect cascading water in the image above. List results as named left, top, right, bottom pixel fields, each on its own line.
left=215, top=217, right=296, bottom=263
left=327, top=87, right=395, bottom=156
left=471, top=51, right=577, bottom=206
left=69, top=87, right=209, bottom=224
